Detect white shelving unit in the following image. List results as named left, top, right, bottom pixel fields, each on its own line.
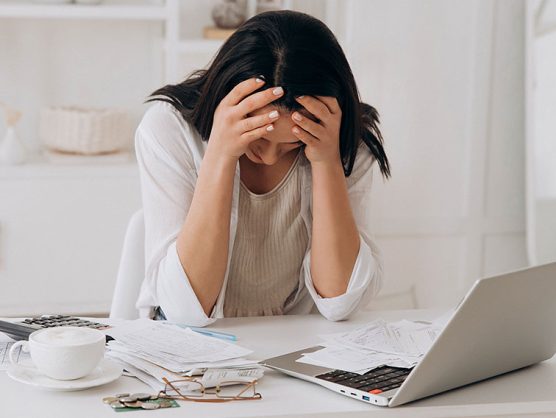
left=0, top=0, right=311, bottom=316
left=0, top=0, right=330, bottom=172
left=0, top=0, right=339, bottom=178
left=0, top=0, right=293, bottom=85
left=0, top=0, right=338, bottom=173
left=163, top=0, right=293, bottom=83
left=0, top=2, right=168, bottom=20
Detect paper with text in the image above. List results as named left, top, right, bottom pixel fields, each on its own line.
left=297, top=315, right=448, bottom=374
left=106, top=318, right=252, bottom=372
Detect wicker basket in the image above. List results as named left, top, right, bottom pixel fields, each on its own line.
left=39, top=106, right=132, bottom=155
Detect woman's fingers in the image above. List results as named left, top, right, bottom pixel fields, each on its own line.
left=238, top=109, right=279, bottom=145
left=291, top=111, right=326, bottom=139
left=240, top=109, right=280, bottom=133
left=223, top=77, right=266, bottom=107
left=235, top=86, right=284, bottom=117
left=292, top=124, right=319, bottom=145
left=208, top=77, right=283, bottom=160
left=315, top=95, right=342, bottom=115
left=240, top=123, right=275, bottom=145
left=221, top=77, right=284, bottom=124
left=295, top=95, right=332, bottom=124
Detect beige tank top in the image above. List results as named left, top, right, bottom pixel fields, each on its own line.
left=223, top=151, right=309, bottom=317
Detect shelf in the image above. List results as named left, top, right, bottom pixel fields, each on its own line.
left=0, top=3, right=168, bottom=21
left=170, top=39, right=225, bottom=54
left=0, top=152, right=138, bottom=180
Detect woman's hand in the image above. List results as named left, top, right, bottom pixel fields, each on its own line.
left=290, top=95, right=342, bottom=166
left=206, top=77, right=284, bottom=162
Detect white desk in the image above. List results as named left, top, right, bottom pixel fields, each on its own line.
left=2, top=310, right=556, bottom=418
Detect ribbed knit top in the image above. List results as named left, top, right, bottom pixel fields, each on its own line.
left=223, top=150, right=309, bottom=317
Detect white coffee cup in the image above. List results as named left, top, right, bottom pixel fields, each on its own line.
left=9, top=326, right=105, bottom=380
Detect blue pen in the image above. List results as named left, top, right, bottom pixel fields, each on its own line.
left=190, top=327, right=237, bottom=341
left=172, top=324, right=237, bottom=341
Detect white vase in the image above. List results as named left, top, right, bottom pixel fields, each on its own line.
left=0, top=127, right=27, bottom=165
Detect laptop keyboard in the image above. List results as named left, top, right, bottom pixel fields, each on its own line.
left=315, top=365, right=413, bottom=394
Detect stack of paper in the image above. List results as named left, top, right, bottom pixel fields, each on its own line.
left=105, top=319, right=263, bottom=391
left=297, top=313, right=452, bottom=375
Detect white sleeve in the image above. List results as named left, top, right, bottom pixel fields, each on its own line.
left=303, top=143, right=383, bottom=321
left=135, top=104, right=216, bottom=327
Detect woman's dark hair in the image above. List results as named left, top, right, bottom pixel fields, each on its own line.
left=146, top=10, right=390, bottom=178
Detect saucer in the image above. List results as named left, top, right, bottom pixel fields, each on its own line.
left=7, top=358, right=123, bottom=391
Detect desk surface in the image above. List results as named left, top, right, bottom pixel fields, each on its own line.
left=1, top=309, right=556, bottom=418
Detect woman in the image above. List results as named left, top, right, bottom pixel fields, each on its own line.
left=135, top=10, right=390, bottom=326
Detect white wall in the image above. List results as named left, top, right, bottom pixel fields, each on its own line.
left=527, top=0, right=556, bottom=264
left=0, top=0, right=527, bottom=315
left=0, top=165, right=141, bottom=316
left=337, top=0, right=527, bottom=309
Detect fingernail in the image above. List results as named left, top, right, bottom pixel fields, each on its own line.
left=266, top=124, right=274, bottom=131
left=292, top=127, right=300, bottom=134
left=292, top=112, right=302, bottom=121
left=273, top=87, right=284, bottom=96
left=255, top=77, right=265, bottom=83
left=296, top=95, right=304, bottom=99
left=269, top=110, right=279, bottom=119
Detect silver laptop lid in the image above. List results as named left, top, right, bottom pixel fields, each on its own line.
left=389, top=262, right=556, bottom=407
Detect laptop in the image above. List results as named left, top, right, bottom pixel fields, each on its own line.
left=260, top=262, right=556, bottom=407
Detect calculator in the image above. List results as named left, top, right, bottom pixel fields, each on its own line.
left=0, top=315, right=111, bottom=341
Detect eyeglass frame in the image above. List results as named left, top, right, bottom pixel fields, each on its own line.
left=159, top=376, right=262, bottom=403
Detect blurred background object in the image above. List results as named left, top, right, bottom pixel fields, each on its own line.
left=205, top=0, right=248, bottom=40
left=39, top=106, right=131, bottom=155
left=0, top=101, right=26, bottom=165
left=211, top=0, right=247, bottom=29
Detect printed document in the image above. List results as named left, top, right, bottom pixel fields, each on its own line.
left=297, top=314, right=450, bottom=374
left=105, top=318, right=261, bottom=391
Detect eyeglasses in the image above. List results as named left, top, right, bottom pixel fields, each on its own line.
left=159, top=377, right=262, bottom=403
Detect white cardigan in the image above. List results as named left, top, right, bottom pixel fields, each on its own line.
left=135, top=101, right=383, bottom=326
